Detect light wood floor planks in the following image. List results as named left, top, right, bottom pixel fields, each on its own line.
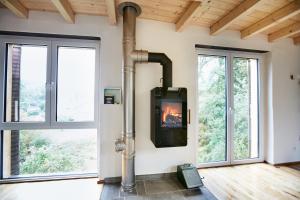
left=0, top=178, right=102, bottom=200
left=199, top=163, right=300, bottom=200
left=0, top=163, right=299, bottom=200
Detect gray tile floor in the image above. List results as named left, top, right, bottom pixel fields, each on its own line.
left=100, top=175, right=217, bottom=200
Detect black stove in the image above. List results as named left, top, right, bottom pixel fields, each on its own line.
left=151, top=87, right=187, bottom=147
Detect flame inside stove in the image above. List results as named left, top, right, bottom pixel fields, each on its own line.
left=161, top=102, right=182, bottom=128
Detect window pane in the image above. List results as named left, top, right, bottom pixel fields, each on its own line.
left=198, top=55, right=227, bottom=164
left=5, top=44, right=47, bottom=122
left=3, top=129, right=97, bottom=178
left=233, top=58, right=259, bottom=160
left=57, top=47, right=95, bottom=122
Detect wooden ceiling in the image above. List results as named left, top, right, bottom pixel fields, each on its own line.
left=1, top=0, right=300, bottom=45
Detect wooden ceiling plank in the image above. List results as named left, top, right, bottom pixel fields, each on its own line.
left=268, top=22, right=300, bottom=42
left=241, top=0, right=300, bottom=39
left=0, top=0, right=28, bottom=18
left=105, top=0, right=117, bottom=25
left=210, top=0, right=261, bottom=35
left=175, top=1, right=201, bottom=32
left=293, top=36, right=300, bottom=44
left=51, top=0, right=75, bottom=23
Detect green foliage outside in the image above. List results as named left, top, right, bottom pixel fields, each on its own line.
left=233, top=59, right=250, bottom=160
left=20, top=84, right=46, bottom=121
left=198, top=56, right=226, bottom=163
left=198, top=56, right=251, bottom=163
left=17, top=84, right=96, bottom=176
left=19, top=130, right=97, bottom=175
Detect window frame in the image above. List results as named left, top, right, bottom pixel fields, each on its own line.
left=196, top=48, right=264, bottom=168
left=0, top=37, right=52, bottom=130
left=229, top=52, right=264, bottom=165
left=0, top=34, right=101, bottom=180
left=0, top=35, right=100, bottom=130
left=196, top=50, right=231, bottom=168
left=50, top=40, right=100, bottom=129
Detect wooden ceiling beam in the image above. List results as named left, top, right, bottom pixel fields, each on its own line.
left=176, top=1, right=201, bottom=32
left=105, top=0, right=117, bottom=25
left=241, top=0, right=300, bottom=39
left=294, top=36, right=300, bottom=45
left=51, top=0, right=75, bottom=23
left=0, top=0, right=28, bottom=18
left=210, top=0, right=261, bottom=36
left=268, top=22, right=300, bottom=42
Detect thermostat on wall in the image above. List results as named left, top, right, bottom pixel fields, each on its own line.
left=104, top=88, right=121, bottom=104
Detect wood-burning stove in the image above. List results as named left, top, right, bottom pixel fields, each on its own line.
left=151, top=87, right=187, bottom=147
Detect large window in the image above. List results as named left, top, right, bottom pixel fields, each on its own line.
left=0, top=35, right=100, bottom=179
left=197, top=50, right=262, bottom=167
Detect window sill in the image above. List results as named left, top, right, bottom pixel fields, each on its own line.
left=0, top=173, right=98, bottom=184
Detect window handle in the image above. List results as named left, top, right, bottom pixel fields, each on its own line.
left=46, top=83, right=50, bottom=89
left=188, top=109, right=190, bottom=124
left=14, top=100, right=19, bottom=122
left=46, top=82, right=55, bottom=91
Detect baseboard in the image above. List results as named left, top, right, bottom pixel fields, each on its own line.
left=198, top=161, right=264, bottom=169
left=103, top=176, right=121, bottom=183
left=264, top=159, right=300, bottom=166
left=263, top=160, right=274, bottom=165
left=273, top=161, right=300, bottom=166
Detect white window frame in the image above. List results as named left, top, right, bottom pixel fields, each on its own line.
left=0, top=35, right=101, bottom=179
left=196, top=48, right=264, bottom=168
left=0, top=37, right=52, bottom=130
left=230, top=52, right=264, bottom=166
left=50, top=40, right=100, bottom=129
left=0, top=35, right=100, bottom=130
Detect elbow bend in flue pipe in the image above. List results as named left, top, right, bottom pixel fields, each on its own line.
left=131, top=50, right=173, bottom=88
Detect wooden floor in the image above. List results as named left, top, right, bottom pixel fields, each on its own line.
left=0, top=163, right=299, bottom=200
left=200, top=163, right=300, bottom=200
left=0, top=178, right=102, bottom=200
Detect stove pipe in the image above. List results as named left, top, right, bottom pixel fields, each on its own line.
left=116, top=2, right=173, bottom=192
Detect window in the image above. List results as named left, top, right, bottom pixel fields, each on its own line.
left=233, top=57, right=259, bottom=160
left=197, top=49, right=262, bottom=167
left=2, top=129, right=97, bottom=178
left=197, top=55, right=227, bottom=164
left=5, top=44, right=47, bottom=123
left=0, top=35, right=100, bottom=180
left=56, top=47, right=96, bottom=122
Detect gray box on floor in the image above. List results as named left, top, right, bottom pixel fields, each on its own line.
left=177, top=164, right=203, bottom=189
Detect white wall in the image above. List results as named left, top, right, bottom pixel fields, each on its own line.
left=265, top=52, right=275, bottom=164
left=0, top=9, right=299, bottom=178
left=271, top=41, right=300, bottom=164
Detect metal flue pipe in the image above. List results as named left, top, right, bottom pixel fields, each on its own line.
left=116, top=2, right=173, bottom=192
left=148, top=53, right=172, bottom=88
left=116, top=2, right=142, bottom=192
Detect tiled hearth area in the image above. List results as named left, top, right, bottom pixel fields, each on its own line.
left=100, top=174, right=217, bottom=200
